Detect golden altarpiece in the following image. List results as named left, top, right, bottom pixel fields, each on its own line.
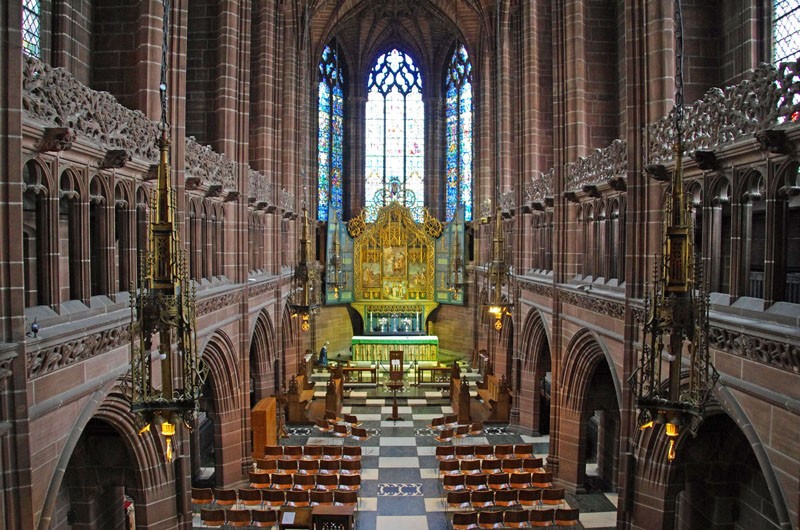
left=324, top=202, right=466, bottom=363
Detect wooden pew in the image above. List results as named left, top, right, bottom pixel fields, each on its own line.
left=287, top=370, right=316, bottom=423
left=476, top=373, right=511, bottom=423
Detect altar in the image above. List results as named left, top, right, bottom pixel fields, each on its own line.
left=351, top=335, right=438, bottom=363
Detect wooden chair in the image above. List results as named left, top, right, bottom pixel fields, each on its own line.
left=460, top=459, right=481, bottom=475
left=434, top=428, right=454, bottom=443
left=343, top=413, right=362, bottom=427
left=442, top=473, right=466, bottom=492
left=554, top=507, right=580, bottom=527
left=487, top=472, right=510, bottom=491
left=452, top=511, right=479, bottom=530
left=237, top=488, right=262, bottom=508
left=475, top=445, right=494, bottom=459
left=285, top=489, right=310, bottom=507
left=270, top=473, right=293, bottom=490
left=251, top=508, right=279, bottom=528
left=283, top=445, right=303, bottom=460
left=332, top=423, right=350, bottom=438
left=509, top=471, right=532, bottom=490
left=322, top=445, right=343, bottom=460
left=249, top=471, right=272, bottom=489
left=444, top=414, right=458, bottom=427
left=502, top=457, right=523, bottom=473
left=541, top=487, right=565, bottom=508
left=531, top=471, right=553, bottom=488
left=325, top=410, right=343, bottom=424
left=503, top=508, right=529, bottom=528
left=427, top=416, right=445, bottom=430
left=518, top=488, right=542, bottom=508
left=478, top=509, right=504, bottom=528
left=445, top=490, right=471, bottom=512
left=470, top=489, right=494, bottom=509
left=340, top=458, right=361, bottom=475
left=314, top=473, right=339, bottom=491
left=298, top=459, right=320, bottom=475
left=277, top=459, right=299, bottom=475
left=263, top=445, right=283, bottom=460
left=213, top=488, right=237, bottom=508
left=292, top=473, right=316, bottom=491
left=319, top=458, right=340, bottom=475
left=256, top=458, right=277, bottom=472
left=494, top=488, right=520, bottom=508
left=439, top=459, right=460, bottom=476
left=191, top=487, right=214, bottom=509
left=481, top=458, right=502, bottom=474
left=436, top=444, right=456, bottom=461
left=465, top=473, right=488, bottom=491
left=350, top=426, right=371, bottom=442
left=225, top=508, right=252, bottom=528
left=468, top=421, right=484, bottom=436
left=200, top=508, right=226, bottom=528
left=454, top=424, right=470, bottom=439
left=529, top=508, right=556, bottom=528
left=310, top=490, right=334, bottom=506
left=342, top=445, right=362, bottom=460
left=494, top=444, right=514, bottom=459
left=262, top=489, right=285, bottom=509
left=315, top=418, right=333, bottom=435
left=338, top=473, right=361, bottom=491
left=303, top=445, right=323, bottom=459
left=455, top=444, right=475, bottom=460
left=522, top=457, right=544, bottom=473
left=514, top=443, right=534, bottom=458
left=333, top=489, right=358, bottom=510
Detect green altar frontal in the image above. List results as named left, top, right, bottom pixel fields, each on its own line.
left=351, top=335, right=438, bottom=362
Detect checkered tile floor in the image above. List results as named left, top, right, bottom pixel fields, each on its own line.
left=193, top=388, right=618, bottom=529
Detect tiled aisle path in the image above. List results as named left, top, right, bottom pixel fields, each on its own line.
left=280, top=390, right=618, bottom=530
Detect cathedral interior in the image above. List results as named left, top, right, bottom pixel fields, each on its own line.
left=1, top=1, right=799, bottom=529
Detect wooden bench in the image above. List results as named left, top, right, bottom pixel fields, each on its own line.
left=287, top=373, right=316, bottom=423
left=476, top=374, right=511, bottom=423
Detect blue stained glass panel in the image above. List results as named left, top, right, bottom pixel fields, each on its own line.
left=444, top=45, right=473, bottom=221
left=317, top=44, right=344, bottom=221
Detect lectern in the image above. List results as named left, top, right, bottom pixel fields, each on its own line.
left=386, top=351, right=404, bottom=422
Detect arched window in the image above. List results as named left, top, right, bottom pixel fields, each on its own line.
left=318, top=44, right=345, bottom=221
left=365, top=49, right=424, bottom=222
left=773, top=1, right=800, bottom=65
left=22, top=0, right=41, bottom=58
left=445, top=44, right=473, bottom=222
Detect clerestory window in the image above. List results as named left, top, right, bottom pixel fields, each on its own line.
left=445, top=44, right=473, bottom=222
left=318, top=43, right=345, bottom=221
left=773, top=0, right=800, bottom=65
left=22, top=0, right=41, bottom=58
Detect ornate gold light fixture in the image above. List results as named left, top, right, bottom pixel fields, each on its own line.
left=289, top=206, right=321, bottom=332
left=631, top=0, right=718, bottom=462
left=482, top=208, right=512, bottom=331
left=126, top=0, right=205, bottom=463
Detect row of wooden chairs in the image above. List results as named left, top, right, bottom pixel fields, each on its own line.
left=255, top=457, right=362, bottom=475
left=445, top=488, right=566, bottom=511
left=428, top=415, right=459, bottom=429
left=439, top=458, right=545, bottom=476
left=199, top=507, right=277, bottom=528
left=442, top=471, right=554, bottom=493
left=316, top=420, right=373, bottom=441
left=194, top=487, right=359, bottom=511
left=434, top=423, right=485, bottom=443
left=261, top=444, right=361, bottom=461
left=436, top=444, right=537, bottom=461
left=451, top=507, right=579, bottom=529
left=249, top=471, right=361, bottom=491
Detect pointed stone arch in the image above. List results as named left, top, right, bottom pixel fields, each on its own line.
left=249, top=309, right=278, bottom=403
left=517, top=308, right=552, bottom=434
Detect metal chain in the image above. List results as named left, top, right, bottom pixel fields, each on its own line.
left=673, top=0, right=684, bottom=143
left=160, top=0, right=171, bottom=129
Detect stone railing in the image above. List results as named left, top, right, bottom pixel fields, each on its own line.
left=647, top=58, right=800, bottom=164
left=21, top=55, right=244, bottom=194
left=565, top=138, right=627, bottom=193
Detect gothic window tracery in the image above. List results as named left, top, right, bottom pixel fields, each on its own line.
left=773, top=0, right=800, bottom=64
left=445, top=44, right=473, bottom=222
left=318, top=43, right=345, bottom=221
left=22, top=0, right=41, bottom=58
left=365, top=48, right=425, bottom=222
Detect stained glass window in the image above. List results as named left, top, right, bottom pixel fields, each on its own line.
left=22, top=0, right=41, bottom=58
left=774, top=1, right=800, bottom=65
left=318, top=44, right=345, bottom=221
left=365, top=49, right=425, bottom=222
left=445, top=45, right=473, bottom=222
